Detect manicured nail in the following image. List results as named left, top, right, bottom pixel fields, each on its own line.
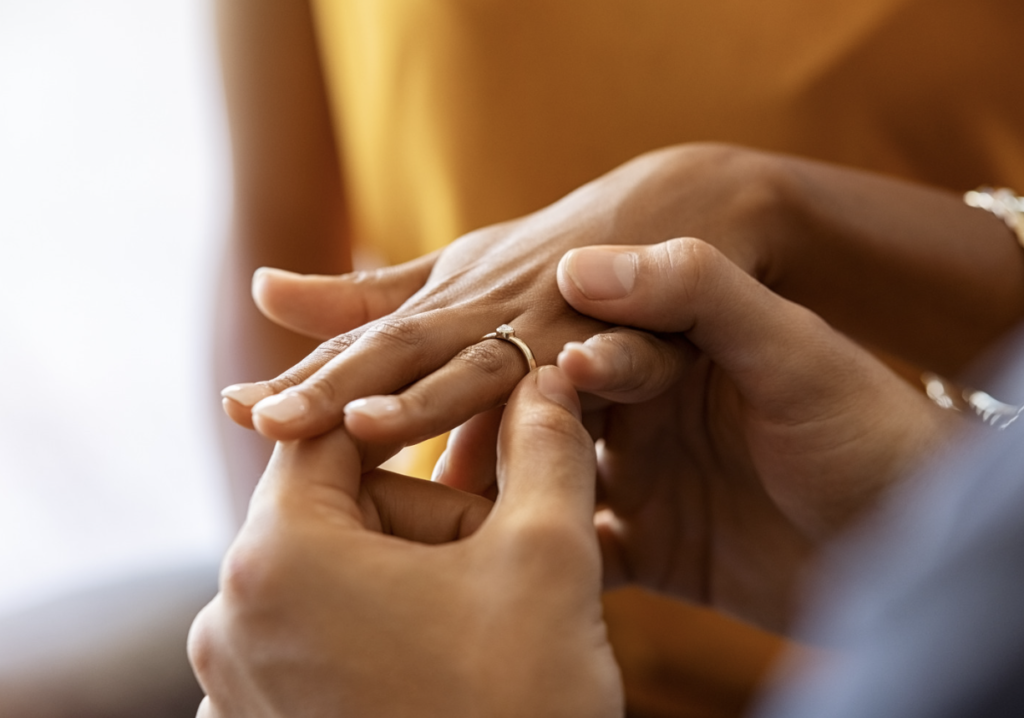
left=564, top=248, right=637, bottom=300
left=344, top=396, right=401, bottom=421
left=252, top=391, right=309, bottom=424
left=560, top=341, right=596, bottom=363
left=558, top=340, right=610, bottom=379
left=252, top=266, right=295, bottom=289
left=536, top=366, right=582, bottom=419
left=220, top=383, right=273, bottom=407
left=430, top=450, right=448, bottom=483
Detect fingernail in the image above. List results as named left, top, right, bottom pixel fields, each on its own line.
left=558, top=341, right=610, bottom=379
left=344, top=396, right=401, bottom=421
left=560, top=341, right=596, bottom=363
left=252, top=267, right=297, bottom=299
left=430, top=450, right=448, bottom=482
left=220, top=383, right=273, bottom=407
left=252, top=391, right=309, bottom=424
left=564, top=248, right=637, bottom=300
left=536, top=366, right=582, bottom=420
left=252, top=266, right=294, bottom=283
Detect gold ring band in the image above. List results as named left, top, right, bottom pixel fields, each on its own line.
left=482, top=324, right=537, bottom=372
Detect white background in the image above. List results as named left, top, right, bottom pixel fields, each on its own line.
left=0, top=0, right=231, bottom=616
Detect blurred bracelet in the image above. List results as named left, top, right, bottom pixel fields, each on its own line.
left=922, top=372, right=1023, bottom=430
left=964, top=187, right=1024, bottom=248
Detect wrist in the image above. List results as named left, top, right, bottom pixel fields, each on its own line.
left=756, top=157, right=1024, bottom=371
left=620, top=143, right=801, bottom=281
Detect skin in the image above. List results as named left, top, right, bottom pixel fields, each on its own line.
left=220, top=145, right=1024, bottom=453
left=190, top=241, right=963, bottom=716
left=189, top=368, right=624, bottom=718
left=437, top=238, right=966, bottom=633
left=214, top=0, right=350, bottom=519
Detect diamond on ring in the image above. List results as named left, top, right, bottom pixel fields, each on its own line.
left=482, top=324, right=537, bottom=372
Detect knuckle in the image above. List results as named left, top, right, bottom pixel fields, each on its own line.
left=592, top=331, right=656, bottom=392
left=452, top=338, right=519, bottom=380
left=265, top=372, right=302, bottom=394
left=219, top=538, right=286, bottom=609
left=265, top=334, right=359, bottom=395
left=663, top=236, right=716, bottom=307
left=361, top=318, right=427, bottom=353
left=186, top=607, right=217, bottom=678
left=321, top=332, right=359, bottom=356
left=614, top=329, right=688, bottom=391
left=518, top=406, right=594, bottom=457
left=300, top=373, right=338, bottom=405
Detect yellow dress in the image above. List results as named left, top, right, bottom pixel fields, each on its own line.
left=311, top=0, right=1024, bottom=269
left=307, top=1, right=1024, bottom=714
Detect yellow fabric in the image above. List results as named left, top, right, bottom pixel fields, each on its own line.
left=311, top=0, right=1024, bottom=268
left=306, top=2, right=1024, bottom=713
left=310, top=0, right=1024, bottom=481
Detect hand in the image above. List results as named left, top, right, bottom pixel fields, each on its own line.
left=440, top=238, right=965, bottom=634
left=189, top=367, right=623, bottom=718
left=221, top=143, right=1024, bottom=448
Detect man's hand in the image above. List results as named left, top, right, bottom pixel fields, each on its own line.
left=438, top=238, right=965, bottom=634
left=189, top=367, right=623, bottom=718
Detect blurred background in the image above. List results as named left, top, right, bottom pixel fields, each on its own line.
left=0, top=0, right=230, bottom=621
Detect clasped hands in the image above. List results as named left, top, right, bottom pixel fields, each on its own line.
left=195, top=145, right=970, bottom=717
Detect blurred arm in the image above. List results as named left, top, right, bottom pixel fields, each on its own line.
left=214, top=0, right=350, bottom=521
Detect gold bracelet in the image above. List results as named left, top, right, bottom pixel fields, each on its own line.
left=964, top=186, right=1024, bottom=249
left=922, top=372, right=1023, bottom=430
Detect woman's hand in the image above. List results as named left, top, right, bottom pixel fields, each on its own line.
left=189, top=368, right=623, bottom=718
left=439, top=239, right=966, bottom=634
left=222, top=144, right=1024, bottom=448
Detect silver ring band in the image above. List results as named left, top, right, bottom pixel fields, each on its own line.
left=482, top=324, right=537, bottom=372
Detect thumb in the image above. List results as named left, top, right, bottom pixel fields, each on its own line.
left=249, top=426, right=364, bottom=526
left=490, top=367, right=596, bottom=533
left=252, top=251, right=438, bottom=339
left=557, top=237, right=848, bottom=408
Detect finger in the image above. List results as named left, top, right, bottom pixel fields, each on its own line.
left=252, top=252, right=438, bottom=339
left=556, top=327, right=695, bottom=404
left=220, top=329, right=365, bottom=418
left=340, top=310, right=609, bottom=448
left=358, top=469, right=493, bottom=542
left=432, top=406, right=503, bottom=495
left=339, top=332, right=530, bottom=444
left=250, top=426, right=364, bottom=523
left=247, top=304, right=604, bottom=442
left=489, top=366, right=596, bottom=531
left=242, top=310, right=463, bottom=439
left=558, top=238, right=852, bottom=410
left=219, top=253, right=438, bottom=417
left=221, top=392, right=263, bottom=428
